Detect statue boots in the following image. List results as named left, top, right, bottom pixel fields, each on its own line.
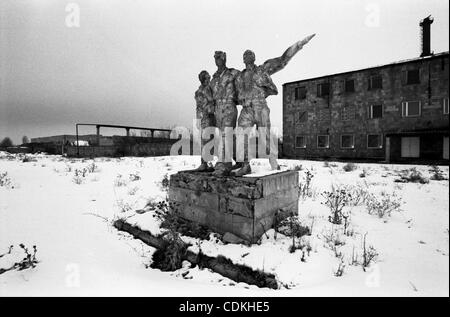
left=194, top=159, right=213, bottom=172
left=233, top=161, right=252, bottom=177
left=269, top=155, right=280, bottom=171
left=212, top=162, right=232, bottom=177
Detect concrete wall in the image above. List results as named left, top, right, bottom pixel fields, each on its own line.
left=65, top=138, right=177, bottom=157
left=283, top=53, right=450, bottom=162
left=169, top=170, right=299, bottom=243
left=66, top=146, right=118, bottom=157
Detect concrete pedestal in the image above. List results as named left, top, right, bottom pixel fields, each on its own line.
left=169, top=170, right=299, bottom=243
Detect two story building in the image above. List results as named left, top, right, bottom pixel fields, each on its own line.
left=282, top=18, right=449, bottom=163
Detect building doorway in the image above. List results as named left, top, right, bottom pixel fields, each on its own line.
left=444, top=136, right=449, bottom=160
left=401, top=137, right=420, bottom=158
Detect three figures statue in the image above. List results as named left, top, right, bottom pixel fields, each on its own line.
left=194, top=34, right=315, bottom=177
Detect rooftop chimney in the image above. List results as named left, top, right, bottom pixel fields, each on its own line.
left=420, top=15, right=434, bottom=57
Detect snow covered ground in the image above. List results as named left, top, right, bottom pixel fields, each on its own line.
left=0, top=151, right=448, bottom=296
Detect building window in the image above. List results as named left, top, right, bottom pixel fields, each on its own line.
left=341, top=135, right=355, bottom=149
left=294, top=86, right=307, bottom=100
left=443, top=98, right=449, bottom=115
left=297, top=111, right=308, bottom=123
left=317, top=135, right=330, bottom=149
left=318, top=109, right=331, bottom=122
left=367, top=134, right=383, bottom=149
left=341, top=105, right=355, bottom=121
left=368, top=74, right=383, bottom=90
left=295, top=136, right=306, bottom=148
left=402, top=101, right=421, bottom=117
left=406, top=69, right=420, bottom=85
left=317, top=82, right=330, bottom=97
left=369, top=104, right=383, bottom=119
left=344, top=79, right=355, bottom=93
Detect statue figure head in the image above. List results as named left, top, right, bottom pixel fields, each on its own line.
left=198, top=70, right=210, bottom=86
left=214, top=51, right=227, bottom=68
left=243, top=50, right=256, bottom=65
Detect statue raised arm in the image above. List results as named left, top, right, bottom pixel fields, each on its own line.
left=262, top=33, right=316, bottom=75
left=233, top=34, right=315, bottom=176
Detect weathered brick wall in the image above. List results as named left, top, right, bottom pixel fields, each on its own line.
left=283, top=54, right=449, bottom=160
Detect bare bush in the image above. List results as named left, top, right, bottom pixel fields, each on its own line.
left=114, top=174, right=128, bottom=187
left=290, top=164, right=303, bottom=171
left=72, top=168, right=88, bottom=184
left=350, top=246, right=359, bottom=266
left=321, top=186, right=352, bottom=225
left=362, top=233, right=378, bottom=271
left=343, top=162, right=358, bottom=172
left=322, top=228, right=346, bottom=258
left=0, top=244, right=39, bottom=275
left=129, top=172, right=141, bottom=182
left=127, top=186, right=139, bottom=196
left=275, top=215, right=311, bottom=253
left=365, top=191, right=402, bottom=218
left=429, top=165, right=447, bottom=181
left=152, top=199, right=210, bottom=240
left=341, top=182, right=370, bottom=207
left=160, top=174, right=170, bottom=191
left=359, top=168, right=369, bottom=178
left=0, top=172, right=12, bottom=187
left=116, top=199, right=134, bottom=213
left=395, top=168, right=429, bottom=184
left=298, top=169, right=314, bottom=200
left=334, top=256, right=346, bottom=277
left=86, top=162, right=99, bottom=173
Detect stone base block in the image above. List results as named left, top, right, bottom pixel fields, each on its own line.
left=169, top=170, right=299, bottom=243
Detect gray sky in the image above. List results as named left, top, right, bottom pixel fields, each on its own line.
left=1, top=0, right=449, bottom=144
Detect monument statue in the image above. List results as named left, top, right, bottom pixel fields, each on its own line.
left=233, top=34, right=316, bottom=176
left=194, top=70, right=215, bottom=172
left=170, top=35, right=315, bottom=243
left=209, top=51, right=240, bottom=177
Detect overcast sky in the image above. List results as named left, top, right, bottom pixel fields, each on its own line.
left=0, top=0, right=449, bottom=143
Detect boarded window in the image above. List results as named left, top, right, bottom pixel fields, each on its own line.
left=317, top=82, right=330, bottom=97
left=294, top=86, right=307, bottom=100
left=367, top=134, right=382, bottom=148
left=401, top=137, right=420, bottom=158
left=341, top=135, right=354, bottom=149
left=297, top=111, right=308, bottom=123
left=295, top=136, right=306, bottom=148
left=406, top=69, right=420, bottom=85
left=317, top=135, right=330, bottom=149
left=344, top=79, right=355, bottom=93
left=402, top=101, right=421, bottom=117
left=341, top=105, right=355, bottom=121
left=318, top=109, right=331, bottom=122
left=368, top=75, right=383, bottom=90
left=369, top=104, right=383, bottom=119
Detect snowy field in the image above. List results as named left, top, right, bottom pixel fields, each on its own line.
left=0, top=151, right=448, bottom=296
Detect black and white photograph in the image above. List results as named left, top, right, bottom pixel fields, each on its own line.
left=0, top=0, right=449, bottom=300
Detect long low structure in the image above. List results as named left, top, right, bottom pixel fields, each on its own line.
left=29, top=134, right=178, bottom=157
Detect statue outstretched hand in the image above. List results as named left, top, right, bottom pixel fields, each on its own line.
left=263, top=33, right=316, bottom=75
